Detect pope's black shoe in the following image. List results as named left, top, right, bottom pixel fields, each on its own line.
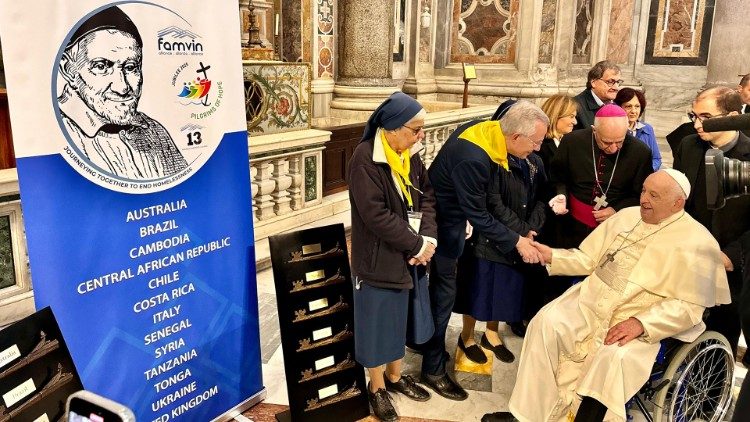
left=458, top=335, right=488, bottom=364
left=481, top=334, right=515, bottom=363
left=481, top=411, right=518, bottom=422
left=367, top=384, right=398, bottom=421
left=385, top=374, right=430, bottom=401
left=420, top=373, right=468, bottom=401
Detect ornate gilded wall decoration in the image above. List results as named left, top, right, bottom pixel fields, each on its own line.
left=573, top=0, right=594, bottom=64
left=243, top=63, right=310, bottom=135
left=450, top=0, right=519, bottom=64
left=645, top=0, right=714, bottom=65
left=317, top=0, right=334, bottom=78
left=538, top=0, right=557, bottom=64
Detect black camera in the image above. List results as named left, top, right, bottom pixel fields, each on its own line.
left=705, top=149, right=750, bottom=209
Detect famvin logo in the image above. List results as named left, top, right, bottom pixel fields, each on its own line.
left=157, top=26, right=204, bottom=55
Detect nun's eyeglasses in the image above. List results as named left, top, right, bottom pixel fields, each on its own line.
left=403, top=125, right=424, bottom=135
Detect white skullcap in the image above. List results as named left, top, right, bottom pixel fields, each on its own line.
left=661, top=169, right=691, bottom=198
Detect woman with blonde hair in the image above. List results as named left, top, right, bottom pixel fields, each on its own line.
left=538, top=95, right=578, bottom=175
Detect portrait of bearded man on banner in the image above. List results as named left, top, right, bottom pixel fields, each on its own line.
left=57, top=6, right=187, bottom=180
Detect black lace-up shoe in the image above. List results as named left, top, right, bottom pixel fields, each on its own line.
left=367, top=384, right=398, bottom=421
left=420, top=373, right=468, bottom=401
left=458, top=335, right=488, bottom=364
left=384, top=374, right=430, bottom=401
left=480, top=334, right=515, bottom=363
left=481, top=411, right=518, bottom=422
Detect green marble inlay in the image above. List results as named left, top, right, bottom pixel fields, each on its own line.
left=0, top=215, right=16, bottom=290
left=305, top=156, right=317, bottom=202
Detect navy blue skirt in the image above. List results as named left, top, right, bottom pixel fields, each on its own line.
left=454, top=257, right=524, bottom=322
left=353, top=280, right=409, bottom=368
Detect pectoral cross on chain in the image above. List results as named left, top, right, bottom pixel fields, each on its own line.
left=594, top=194, right=608, bottom=211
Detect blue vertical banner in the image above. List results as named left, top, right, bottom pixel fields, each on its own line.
left=0, top=1, right=263, bottom=421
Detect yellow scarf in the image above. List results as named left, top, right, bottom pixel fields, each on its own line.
left=458, top=120, right=509, bottom=170
left=380, top=131, right=414, bottom=208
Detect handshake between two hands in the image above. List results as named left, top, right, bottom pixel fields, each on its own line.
left=516, top=235, right=553, bottom=265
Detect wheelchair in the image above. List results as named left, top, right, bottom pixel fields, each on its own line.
left=629, top=331, right=735, bottom=422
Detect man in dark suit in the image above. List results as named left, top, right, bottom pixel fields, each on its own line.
left=739, top=73, right=750, bottom=114
left=673, top=86, right=750, bottom=356
left=573, top=60, right=623, bottom=130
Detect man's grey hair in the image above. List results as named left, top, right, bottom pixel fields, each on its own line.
left=586, top=60, right=621, bottom=90
left=499, top=100, right=550, bottom=137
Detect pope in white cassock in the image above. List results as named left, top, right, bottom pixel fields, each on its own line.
left=485, top=169, right=731, bottom=422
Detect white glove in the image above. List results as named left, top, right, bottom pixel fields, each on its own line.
left=548, top=194, right=568, bottom=215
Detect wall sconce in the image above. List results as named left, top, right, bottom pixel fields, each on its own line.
left=421, top=6, right=431, bottom=29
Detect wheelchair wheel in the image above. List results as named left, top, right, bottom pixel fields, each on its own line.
left=652, top=331, right=734, bottom=422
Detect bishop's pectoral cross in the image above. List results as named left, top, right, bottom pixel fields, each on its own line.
left=593, top=194, right=608, bottom=211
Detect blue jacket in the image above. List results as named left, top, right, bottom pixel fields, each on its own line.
left=632, top=122, right=662, bottom=170
left=428, top=120, right=520, bottom=259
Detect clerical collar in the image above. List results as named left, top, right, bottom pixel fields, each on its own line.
left=590, top=89, right=606, bottom=106
left=711, top=132, right=739, bottom=153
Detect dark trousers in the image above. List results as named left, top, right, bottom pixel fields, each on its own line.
left=733, top=375, right=750, bottom=422
left=705, top=302, right=741, bottom=354
left=741, top=271, right=750, bottom=365
left=421, top=254, right=458, bottom=376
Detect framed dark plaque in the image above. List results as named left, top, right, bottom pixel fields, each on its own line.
left=0, top=307, right=84, bottom=422
left=268, top=224, right=368, bottom=422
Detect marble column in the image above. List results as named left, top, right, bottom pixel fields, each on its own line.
left=402, top=0, right=438, bottom=99
left=332, top=0, right=399, bottom=113
left=706, top=0, right=749, bottom=85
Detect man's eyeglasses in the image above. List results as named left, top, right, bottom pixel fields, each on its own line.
left=403, top=125, right=424, bottom=135
left=522, top=135, right=543, bottom=147
left=598, top=78, right=625, bottom=87
left=687, top=111, right=729, bottom=123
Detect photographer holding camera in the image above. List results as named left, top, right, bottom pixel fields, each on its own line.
left=673, top=86, right=750, bottom=360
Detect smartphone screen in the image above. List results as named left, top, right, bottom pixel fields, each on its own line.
left=68, top=397, right=123, bottom=422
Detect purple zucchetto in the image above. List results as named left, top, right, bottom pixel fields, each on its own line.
left=595, top=104, right=628, bottom=118
left=361, top=92, right=424, bottom=141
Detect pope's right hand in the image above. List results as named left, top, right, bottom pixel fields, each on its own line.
left=516, top=236, right=542, bottom=264
left=549, top=194, right=568, bottom=215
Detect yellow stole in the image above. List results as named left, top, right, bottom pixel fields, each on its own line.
left=380, top=131, right=414, bottom=208
left=458, top=120, right=510, bottom=170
